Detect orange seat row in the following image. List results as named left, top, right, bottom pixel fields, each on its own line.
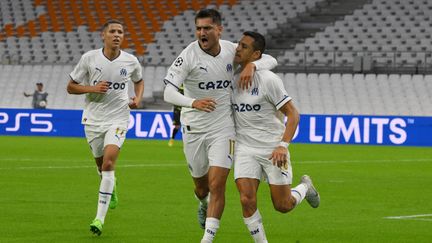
left=0, top=0, right=237, bottom=55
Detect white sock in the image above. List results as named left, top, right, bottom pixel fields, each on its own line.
left=201, top=217, right=220, bottom=242
left=291, top=183, right=307, bottom=206
left=95, top=171, right=115, bottom=224
left=244, top=210, right=267, bottom=243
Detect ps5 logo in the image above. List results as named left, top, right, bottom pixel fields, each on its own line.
left=0, top=112, right=53, bottom=133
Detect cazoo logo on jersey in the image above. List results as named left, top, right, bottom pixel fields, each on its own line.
left=0, top=111, right=53, bottom=133
left=233, top=103, right=261, bottom=112
left=92, top=80, right=126, bottom=90
left=198, top=80, right=231, bottom=90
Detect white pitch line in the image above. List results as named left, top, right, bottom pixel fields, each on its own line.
left=0, top=163, right=186, bottom=170
left=384, top=214, right=432, bottom=221
left=385, top=214, right=432, bottom=219
left=0, top=158, right=431, bottom=171
left=413, top=219, right=432, bottom=222
left=0, top=158, right=430, bottom=164
left=298, top=158, right=432, bottom=164
left=0, top=158, right=181, bottom=163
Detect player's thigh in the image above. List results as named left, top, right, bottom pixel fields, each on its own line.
left=234, top=144, right=263, bottom=181
left=207, top=130, right=235, bottom=169
left=85, top=125, right=105, bottom=158
left=183, top=132, right=209, bottom=178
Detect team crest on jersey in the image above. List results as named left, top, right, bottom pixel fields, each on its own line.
left=120, top=68, right=127, bottom=76
left=226, top=64, right=233, bottom=72
left=174, top=57, right=184, bottom=67
left=251, top=87, right=259, bottom=96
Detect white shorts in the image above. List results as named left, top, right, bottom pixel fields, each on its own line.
left=182, top=126, right=235, bottom=178
left=84, top=124, right=127, bottom=158
left=234, top=143, right=293, bottom=185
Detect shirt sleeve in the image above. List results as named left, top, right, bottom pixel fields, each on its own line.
left=164, top=84, right=195, bottom=108
left=264, top=72, right=292, bottom=110
left=253, top=54, right=278, bottom=71
left=163, top=48, right=191, bottom=89
left=131, top=58, right=143, bottom=82
left=69, top=54, right=89, bottom=84
left=229, top=40, right=277, bottom=70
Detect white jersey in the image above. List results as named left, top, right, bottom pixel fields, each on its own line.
left=70, top=48, right=142, bottom=126
left=232, top=69, right=292, bottom=148
left=164, top=40, right=236, bottom=133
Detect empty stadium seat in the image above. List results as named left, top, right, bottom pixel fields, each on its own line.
left=279, top=0, right=432, bottom=68
left=144, top=0, right=325, bottom=66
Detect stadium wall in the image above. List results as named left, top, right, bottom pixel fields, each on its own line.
left=1, top=108, right=431, bottom=146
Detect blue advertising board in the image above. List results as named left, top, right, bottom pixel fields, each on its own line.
left=0, top=108, right=431, bottom=146
left=292, top=114, right=431, bottom=146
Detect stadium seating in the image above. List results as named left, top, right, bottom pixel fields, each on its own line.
left=1, top=0, right=431, bottom=117
left=0, top=64, right=170, bottom=110
left=0, top=0, right=239, bottom=65
left=3, top=0, right=432, bottom=69
left=1, top=64, right=431, bottom=116
left=147, top=0, right=325, bottom=65
left=0, top=0, right=325, bottom=66
left=283, top=73, right=432, bottom=116
left=280, top=0, right=432, bottom=68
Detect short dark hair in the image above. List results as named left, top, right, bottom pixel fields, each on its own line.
left=102, top=19, right=124, bottom=31
left=243, top=31, right=266, bottom=57
left=195, top=9, right=222, bottom=25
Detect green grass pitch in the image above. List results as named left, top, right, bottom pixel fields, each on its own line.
left=0, top=136, right=431, bottom=242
